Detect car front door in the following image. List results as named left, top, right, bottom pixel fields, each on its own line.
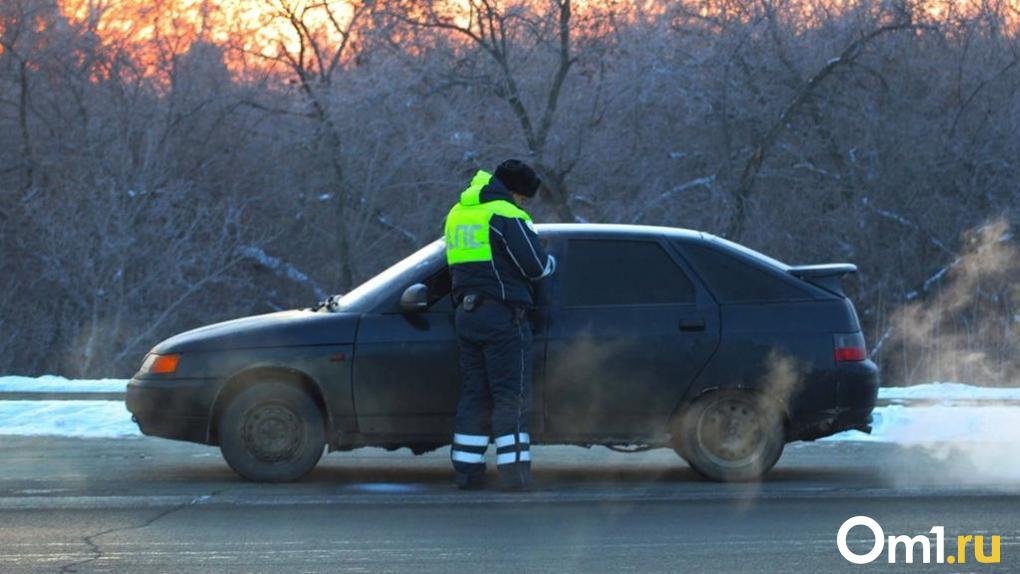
left=352, top=265, right=461, bottom=437
left=352, top=263, right=551, bottom=439
left=543, top=237, right=720, bottom=438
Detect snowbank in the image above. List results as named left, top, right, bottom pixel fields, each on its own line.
left=0, top=375, right=128, bottom=393
left=0, top=400, right=140, bottom=438
left=879, top=382, right=1020, bottom=402
left=825, top=404, right=1020, bottom=443
left=4, top=378, right=1018, bottom=400
left=0, top=378, right=1017, bottom=442
left=0, top=400, right=1015, bottom=444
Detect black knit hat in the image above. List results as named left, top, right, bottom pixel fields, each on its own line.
left=494, top=159, right=541, bottom=197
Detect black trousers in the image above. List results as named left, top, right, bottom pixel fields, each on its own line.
left=451, top=301, right=532, bottom=486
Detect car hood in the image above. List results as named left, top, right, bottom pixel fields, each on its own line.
left=152, top=310, right=359, bottom=354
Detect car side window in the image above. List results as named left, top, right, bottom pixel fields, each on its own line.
left=678, top=242, right=809, bottom=302
left=562, top=239, right=696, bottom=307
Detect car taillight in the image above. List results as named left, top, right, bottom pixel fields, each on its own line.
left=833, top=332, right=867, bottom=363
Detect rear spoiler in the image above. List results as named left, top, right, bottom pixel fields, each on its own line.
left=788, top=264, right=858, bottom=296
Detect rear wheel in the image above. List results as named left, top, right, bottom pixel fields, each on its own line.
left=219, top=383, right=325, bottom=482
left=674, top=390, right=785, bottom=482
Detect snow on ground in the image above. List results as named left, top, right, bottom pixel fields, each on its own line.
left=4, top=378, right=1017, bottom=399
left=0, top=379, right=1017, bottom=441
left=0, top=375, right=128, bottom=393
left=825, top=382, right=1020, bottom=443
left=824, top=404, right=1020, bottom=443
left=878, top=382, right=1020, bottom=402
left=0, top=400, right=139, bottom=438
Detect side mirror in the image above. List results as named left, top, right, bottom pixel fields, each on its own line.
left=399, top=283, right=429, bottom=313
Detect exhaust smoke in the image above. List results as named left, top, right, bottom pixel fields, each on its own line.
left=871, top=219, right=1020, bottom=486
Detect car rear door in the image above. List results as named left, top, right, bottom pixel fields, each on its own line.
left=543, top=236, right=720, bottom=437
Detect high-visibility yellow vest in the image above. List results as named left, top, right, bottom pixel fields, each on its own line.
left=445, top=171, right=533, bottom=265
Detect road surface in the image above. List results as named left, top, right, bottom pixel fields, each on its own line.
left=0, top=436, right=1017, bottom=573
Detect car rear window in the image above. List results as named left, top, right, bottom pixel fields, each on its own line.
left=563, top=239, right=696, bottom=306
left=677, top=241, right=809, bottom=303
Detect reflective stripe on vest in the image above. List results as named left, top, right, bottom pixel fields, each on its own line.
left=445, top=171, right=532, bottom=265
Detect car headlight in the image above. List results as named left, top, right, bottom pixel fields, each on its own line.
left=140, top=353, right=180, bottom=375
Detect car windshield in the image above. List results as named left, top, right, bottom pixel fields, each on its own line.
left=703, top=233, right=790, bottom=270
left=333, top=239, right=445, bottom=312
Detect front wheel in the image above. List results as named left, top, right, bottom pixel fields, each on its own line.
left=219, top=383, right=325, bottom=482
left=674, top=390, right=785, bottom=482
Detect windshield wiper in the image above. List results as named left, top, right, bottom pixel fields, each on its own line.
left=310, top=294, right=343, bottom=312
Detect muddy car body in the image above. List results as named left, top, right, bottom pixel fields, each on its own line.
left=127, top=224, right=878, bottom=482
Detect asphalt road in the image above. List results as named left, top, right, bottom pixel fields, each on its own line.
left=0, top=436, right=1018, bottom=573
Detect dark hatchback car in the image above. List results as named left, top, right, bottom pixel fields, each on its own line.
left=127, top=224, right=878, bottom=483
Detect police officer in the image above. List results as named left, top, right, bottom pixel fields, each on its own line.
left=444, top=160, right=556, bottom=491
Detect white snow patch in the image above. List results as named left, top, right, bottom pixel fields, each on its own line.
left=829, top=403, right=1020, bottom=483
left=0, top=400, right=140, bottom=438
left=879, top=382, right=1020, bottom=402
left=0, top=378, right=1017, bottom=443
left=830, top=383, right=1020, bottom=444
left=825, top=405, right=1020, bottom=443
left=0, top=380, right=987, bottom=400
left=0, top=375, right=128, bottom=393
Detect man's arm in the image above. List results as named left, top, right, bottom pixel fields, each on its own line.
left=490, top=215, right=556, bottom=280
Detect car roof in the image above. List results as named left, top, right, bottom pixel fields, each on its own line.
left=535, top=223, right=789, bottom=270
left=535, top=223, right=705, bottom=241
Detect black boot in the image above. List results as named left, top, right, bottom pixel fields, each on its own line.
left=455, top=472, right=487, bottom=491
left=498, top=463, right=532, bottom=492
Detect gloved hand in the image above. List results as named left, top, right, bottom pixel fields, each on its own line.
left=540, top=254, right=557, bottom=278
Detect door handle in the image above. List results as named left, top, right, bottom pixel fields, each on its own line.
left=679, top=318, right=706, bottom=332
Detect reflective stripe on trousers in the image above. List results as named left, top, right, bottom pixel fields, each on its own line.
left=494, top=432, right=530, bottom=466
left=451, top=433, right=488, bottom=466
left=451, top=303, right=533, bottom=480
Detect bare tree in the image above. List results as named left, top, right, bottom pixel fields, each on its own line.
left=395, top=0, right=594, bottom=221
left=1, top=0, right=1019, bottom=380
left=725, top=1, right=918, bottom=241
left=234, top=0, right=375, bottom=289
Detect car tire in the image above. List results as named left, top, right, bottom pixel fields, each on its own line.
left=219, top=383, right=325, bottom=483
left=674, top=390, right=785, bottom=482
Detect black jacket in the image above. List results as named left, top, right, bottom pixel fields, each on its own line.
left=448, top=176, right=555, bottom=307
